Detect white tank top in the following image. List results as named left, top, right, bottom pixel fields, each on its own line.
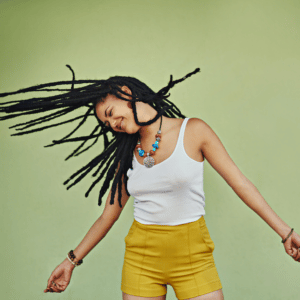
left=126, top=117, right=206, bottom=225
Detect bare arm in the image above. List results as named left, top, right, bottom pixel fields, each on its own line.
left=193, top=118, right=300, bottom=262
left=45, top=170, right=130, bottom=293
left=66, top=174, right=130, bottom=267
left=192, top=118, right=292, bottom=239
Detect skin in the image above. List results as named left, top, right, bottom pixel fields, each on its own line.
left=45, top=85, right=300, bottom=298
left=94, top=85, right=180, bottom=148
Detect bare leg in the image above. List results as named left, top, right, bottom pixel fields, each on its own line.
left=182, top=289, right=224, bottom=300
left=122, top=291, right=167, bottom=300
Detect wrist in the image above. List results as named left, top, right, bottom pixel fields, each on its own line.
left=63, top=257, right=76, bottom=270
left=281, top=228, right=294, bottom=243
left=280, top=226, right=293, bottom=241
left=66, top=250, right=83, bottom=267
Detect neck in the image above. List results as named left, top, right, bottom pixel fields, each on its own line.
left=138, top=114, right=165, bottom=141
left=135, top=102, right=171, bottom=142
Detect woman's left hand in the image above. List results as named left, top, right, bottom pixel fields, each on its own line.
left=283, top=230, right=300, bottom=262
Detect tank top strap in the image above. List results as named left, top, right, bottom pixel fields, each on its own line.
left=175, top=117, right=190, bottom=154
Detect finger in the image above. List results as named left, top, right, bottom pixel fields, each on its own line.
left=47, top=276, right=54, bottom=288
left=295, top=248, right=300, bottom=261
left=44, top=286, right=63, bottom=293
left=287, top=247, right=293, bottom=257
left=291, top=248, right=299, bottom=260
left=45, top=287, right=55, bottom=293
left=49, top=280, right=63, bottom=293
left=54, top=282, right=64, bottom=290
left=48, top=286, right=61, bottom=293
left=47, top=274, right=56, bottom=288
left=51, top=280, right=64, bottom=290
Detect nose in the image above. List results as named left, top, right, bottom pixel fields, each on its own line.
left=111, top=119, right=118, bottom=130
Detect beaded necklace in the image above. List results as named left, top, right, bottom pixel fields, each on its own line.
left=135, top=115, right=163, bottom=168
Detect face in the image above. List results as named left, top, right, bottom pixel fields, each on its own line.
left=95, top=86, right=138, bottom=134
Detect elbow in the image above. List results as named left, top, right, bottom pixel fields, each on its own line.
left=231, top=176, right=255, bottom=194
left=101, top=210, right=121, bottom=224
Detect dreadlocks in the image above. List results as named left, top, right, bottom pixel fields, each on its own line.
left=0, top=66, right=200, bottom=208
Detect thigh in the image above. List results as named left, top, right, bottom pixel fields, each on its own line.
left=122, top=291, right=167, bottom=300
left=183, top=288, right=224, bottom=300
left=166, top=217, right=223, bottom=300
left=121, top=222, right=168, bottom=298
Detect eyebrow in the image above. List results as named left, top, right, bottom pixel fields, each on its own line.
left=105, top=106, right=109, bottom=118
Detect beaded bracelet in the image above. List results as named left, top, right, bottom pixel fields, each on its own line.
left=281, top=228, right=294, bottom=244
left=66, top=255, right=76, bottom=266
left=67, top=250, right=83, bottom=266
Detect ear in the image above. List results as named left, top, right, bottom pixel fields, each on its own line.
left=121, top=85, right=132, bottom=100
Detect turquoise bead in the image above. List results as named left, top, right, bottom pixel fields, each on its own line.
left=152, top=148, right=156, bottom=151
left=152, top=144, right=159, bottom=149
left=155, top=141, right=159, bottom=144
left=138, top=150, right=145, bottom=157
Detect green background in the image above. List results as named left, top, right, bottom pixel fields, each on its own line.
left=0, top=0, right=299, bottom=299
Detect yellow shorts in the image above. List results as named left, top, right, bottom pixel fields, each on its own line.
left=121, top=216, right=222, bottom=300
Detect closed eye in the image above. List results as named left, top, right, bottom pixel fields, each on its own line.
left=105, top=109, right=113, bottom=127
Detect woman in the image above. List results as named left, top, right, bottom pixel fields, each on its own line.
left=1, top=66, right=299, bottom=300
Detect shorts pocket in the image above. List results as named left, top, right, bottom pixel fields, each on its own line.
left=199, top=220, right=215, bottom=253
left=124, top=222, right=137, bottom=246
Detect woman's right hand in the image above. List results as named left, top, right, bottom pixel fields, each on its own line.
left=44, top=258, right=75, bottom=293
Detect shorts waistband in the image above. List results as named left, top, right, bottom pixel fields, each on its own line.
left=132, top=215, right=205, bottom=231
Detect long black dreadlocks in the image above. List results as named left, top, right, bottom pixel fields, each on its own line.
left=0, top=66, right=200, bottom=208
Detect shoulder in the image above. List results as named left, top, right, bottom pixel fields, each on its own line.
left=185, top=117, right=219, bottom=149
left=186, top=117, right=206, bottom=128
left=186, top=117, right=211, bottom=138
left=172, top=117, right=215, bottom=142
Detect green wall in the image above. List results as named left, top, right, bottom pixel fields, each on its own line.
left=0, top=0, right=299, bottom=299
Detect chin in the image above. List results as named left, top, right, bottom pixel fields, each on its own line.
left=125, top=128, right=136, bottom=135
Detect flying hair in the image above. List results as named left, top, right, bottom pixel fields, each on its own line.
left=0, top=66, right=200, bottom=208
